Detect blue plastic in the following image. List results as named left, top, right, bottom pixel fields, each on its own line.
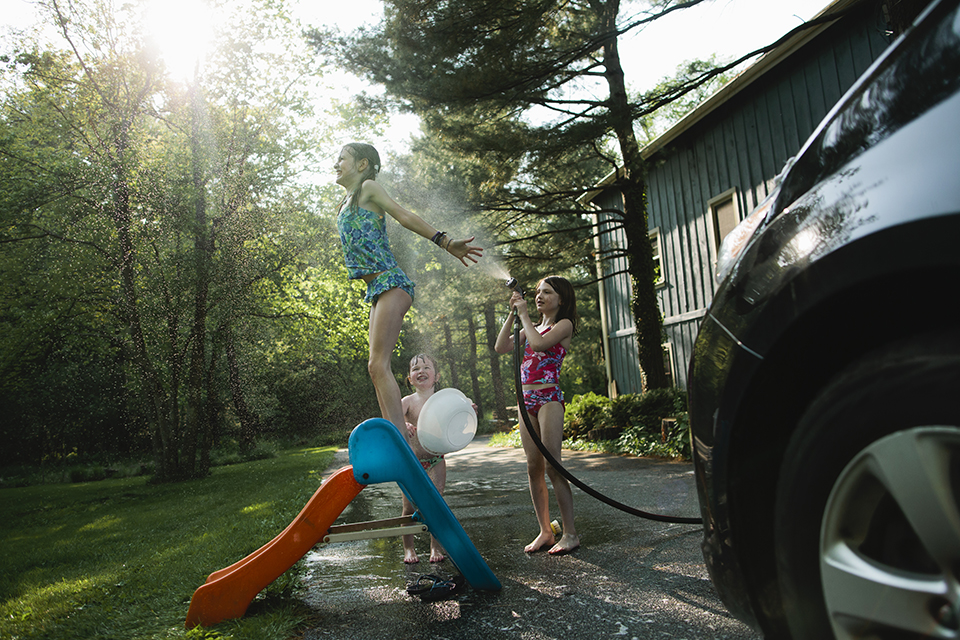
left=348, top=418, right=501, bottom=591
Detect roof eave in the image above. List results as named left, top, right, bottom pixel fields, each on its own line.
left=578, top=0, right=861, bottom=204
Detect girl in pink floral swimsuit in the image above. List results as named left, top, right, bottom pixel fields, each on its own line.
left=495, top=276, right=580, bottom=555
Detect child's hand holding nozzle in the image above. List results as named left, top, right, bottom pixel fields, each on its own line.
left=510, top=292, right=528, bottom=321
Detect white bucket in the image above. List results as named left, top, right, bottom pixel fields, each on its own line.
left=416, top=388, right=477, bottom=455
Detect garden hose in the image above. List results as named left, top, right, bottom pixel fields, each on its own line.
left=512, top=314, right=703, bottom=526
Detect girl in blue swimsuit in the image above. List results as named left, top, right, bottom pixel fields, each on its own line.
left=334, top=143, right=483, bottom=436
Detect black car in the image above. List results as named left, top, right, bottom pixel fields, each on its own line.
left=687, top=0, right=960, bottom=638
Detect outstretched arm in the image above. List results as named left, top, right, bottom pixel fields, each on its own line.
left=361, top=181, right=483, bottom=266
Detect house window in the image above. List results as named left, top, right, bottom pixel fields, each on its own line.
left=662, top=342, right=675, bottom=387
left=708, top=189, right=740, bottom=251
left=649, top=228, right=664, bottom=286
left=639, top=342, right=676, bottom=392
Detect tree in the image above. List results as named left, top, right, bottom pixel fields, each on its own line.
left=377, top=142, right=606, bottom=422
left=319, top=0, right=728, bottom=388
left=0, top=0, right=377, bottom=475
left=319, top=0, right=863, bottom=390
left=635, top=55, right=735, bottom=143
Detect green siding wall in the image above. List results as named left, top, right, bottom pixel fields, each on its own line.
left=596, top=2, right=892, bottom=393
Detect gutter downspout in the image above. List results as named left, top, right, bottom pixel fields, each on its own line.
left=591, top=209, right=617, bottom=398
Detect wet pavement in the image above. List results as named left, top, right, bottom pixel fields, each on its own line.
left=297, top=436, right=761, bottom=640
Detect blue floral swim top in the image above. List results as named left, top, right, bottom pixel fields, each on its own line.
left=337, top=203, right=399, bottom=279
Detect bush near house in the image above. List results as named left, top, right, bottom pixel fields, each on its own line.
left=561, top=388, right=691, bottom=460
left=563, top=392, right=612, bottom=440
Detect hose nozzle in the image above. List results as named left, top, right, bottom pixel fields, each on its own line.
left=504, top=277, right=525, bottom=298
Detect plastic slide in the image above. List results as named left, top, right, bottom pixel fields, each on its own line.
left=185, top=467, right=364, bottom=628
left=185, top=418, right=499, bottom=628
left=348, top=418, right=501, bottom=592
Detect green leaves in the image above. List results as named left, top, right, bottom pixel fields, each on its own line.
left=0, top=0, right=387, bottom=472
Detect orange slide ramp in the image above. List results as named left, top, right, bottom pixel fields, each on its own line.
left=184, top=467, right=364, bottom=628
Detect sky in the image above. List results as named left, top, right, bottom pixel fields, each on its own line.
left=3, top=0, right=831, bottom=152
left=284, top=0, right=831, bottom=87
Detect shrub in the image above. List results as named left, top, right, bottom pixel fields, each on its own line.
left=609, top=394, right=642, bottom=429
left=617, top=388, right=691, bottom=459
left=499, top=388, right=693, bottom=460
left=638, top=388, right=686, bottom=429
left=68, top=465, right=107, bottom=484
left=617, top=412, right=691, bottom=460
left=243, top=440, right=279, bottom=462
left=563, top=392, right=611, bottom=440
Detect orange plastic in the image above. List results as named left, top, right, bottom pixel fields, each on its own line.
left=185, top=466, right=365, bottom=628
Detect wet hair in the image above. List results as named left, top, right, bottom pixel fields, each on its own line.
left=408, top=353, right=440, bottom=390
left=539, top=275, right=579, bottom=335
left=340, top=143, right=381, bottom=214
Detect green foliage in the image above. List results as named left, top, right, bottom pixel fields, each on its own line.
left=634, top=55, right=737, bottom=143
left=615, top=388, right=690, bottom=459
left=618, top=411, right=691, bottom=460
left=1, top=0, right=617, bottom=475
left=3, top=439, right=288, bottom=489
left=610, top=388, right=687, bottom=430
left=562, top=392, right=612, bottom=440
left=324, top=0, right=728, bottom=390
left=558, top=389, right=691, bottom=460
left=493, top=388, right=692, bottom=460
left=0, top=0, right=386, bottom=474
left=488, top=429, right=522, bottom=449
left=609, top=393, right=642, bottom=429
left=208, top=439, right=280, bottom=467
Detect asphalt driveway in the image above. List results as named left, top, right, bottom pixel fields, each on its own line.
left=296, top=436, right=761, bottom=640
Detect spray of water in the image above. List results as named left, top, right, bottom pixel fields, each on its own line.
left=369, top=166, right=517, bottom=361
left=379, top=166, right=512, bottom=287
left=476, top=255, right=510, bottom=282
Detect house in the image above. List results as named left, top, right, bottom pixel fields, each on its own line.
left=584, top=0, right=905, bottom=394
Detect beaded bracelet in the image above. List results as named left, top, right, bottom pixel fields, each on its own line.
left=431, top=231, right=447, bottom=246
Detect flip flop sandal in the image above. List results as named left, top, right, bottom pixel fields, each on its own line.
left=419, top=574, right=466, bottom=602
left=406, top=573, right=444, bottom=596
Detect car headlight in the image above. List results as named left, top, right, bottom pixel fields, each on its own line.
left=715, top=191, right=777, bottom=284
left=715, top=157, right=794, bottom=283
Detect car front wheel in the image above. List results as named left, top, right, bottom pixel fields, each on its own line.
left=773, top=332, right=960, bottom=639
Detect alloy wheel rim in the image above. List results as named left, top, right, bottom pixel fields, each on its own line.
left=820, top=426, right=960, bottom=639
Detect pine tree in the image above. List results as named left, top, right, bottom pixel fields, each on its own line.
left=318, top=0, right=720, bottom=388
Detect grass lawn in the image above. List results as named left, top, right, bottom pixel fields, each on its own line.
left=0, top=446, right=338, bottom=640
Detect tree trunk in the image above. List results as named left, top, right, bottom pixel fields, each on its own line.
left=484, top=303, right=509, bottom=422
left=622, top=183, right=668, bottom=390
left=226, top=323, right=260, bottom=451
left=200, top=328, right=225, bottom=475
left=183, top=83, right=212, bottom=476
left=111, top=154, right=178, bottom=479
left=466, top=314, right=483, bottom=418
left=601, top=0, right=668, bottom=389
left=442, top=320, right=461, bottom=389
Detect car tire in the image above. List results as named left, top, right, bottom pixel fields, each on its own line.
left=773, top=331, right=960, bottom=640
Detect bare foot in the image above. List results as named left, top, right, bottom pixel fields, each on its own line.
left=524, top=532, right=556, bottom=553
left=403, top=548, right=420, bottom=564
left=548, top=533, right=580, bottom=556
left=429, top=548, right=445, bottom=563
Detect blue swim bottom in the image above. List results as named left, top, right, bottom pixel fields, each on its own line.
left=364, top=266, right=416, bottom=303
left=419, top=455, right=444, bottom=472
left=522, top=386, right=564, bottom=416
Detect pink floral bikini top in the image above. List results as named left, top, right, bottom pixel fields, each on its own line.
left=520, top=325, right=567, bottom=385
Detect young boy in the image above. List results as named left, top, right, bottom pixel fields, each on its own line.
left=400, top=353, right=447, bottom=564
